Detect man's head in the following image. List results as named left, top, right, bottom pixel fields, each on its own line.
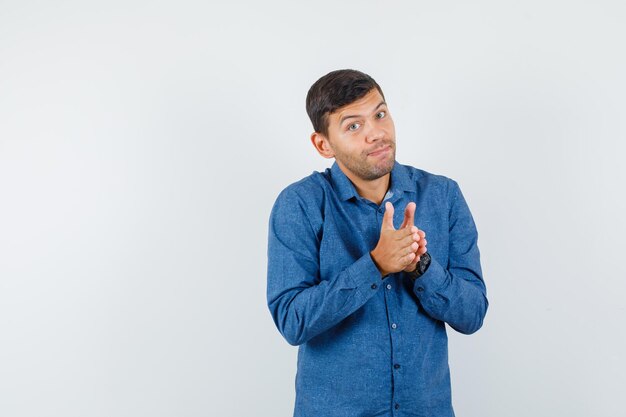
left=306, top=69, right=396, bottom=182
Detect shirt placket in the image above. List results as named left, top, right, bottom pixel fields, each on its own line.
left=385, top=276, right=404, bottom=415
left=375, top=192, right=405, bottom=415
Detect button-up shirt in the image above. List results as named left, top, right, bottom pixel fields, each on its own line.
left=266, top=160, right=488, bottom=417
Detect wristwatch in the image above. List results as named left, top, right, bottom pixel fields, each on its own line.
left=407, top=252, right=431, bottom=281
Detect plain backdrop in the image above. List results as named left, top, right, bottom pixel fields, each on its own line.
left=1, top=1, right=625, bottom=416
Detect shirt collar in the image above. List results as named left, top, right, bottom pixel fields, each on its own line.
left=330, top=160, right=414, bottom=202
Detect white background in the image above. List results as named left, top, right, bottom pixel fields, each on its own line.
left=1, top=1, right=625, bottom=416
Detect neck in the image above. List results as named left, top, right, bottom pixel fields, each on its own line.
left=339, top=165, right=391, bottom=206
left=355, top=176, right=390, bottom=205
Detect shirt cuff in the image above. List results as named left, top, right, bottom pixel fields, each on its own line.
left=411, top=256, right=446, bottom=299
left=346, top=252, right=385, bottom=296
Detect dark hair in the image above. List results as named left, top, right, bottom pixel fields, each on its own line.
left=306, top=69, right=385, bottom=137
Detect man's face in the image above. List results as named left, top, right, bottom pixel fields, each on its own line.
left=324, top=88, right=396, bottom=181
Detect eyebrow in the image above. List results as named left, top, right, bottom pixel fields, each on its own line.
left=339, top=101, right=387, bottom=125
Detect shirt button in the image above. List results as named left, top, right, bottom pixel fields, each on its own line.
left=417, top=286, right=424, bottom=292
left=395, top=403, right=400, bottom=410
left=371, top=283, right=378, bottom=289
left=391, top=323, right=397, bottom=329
left=386, top=284, right=392, bottom=290
left=394, top=363, right=400, bottom=369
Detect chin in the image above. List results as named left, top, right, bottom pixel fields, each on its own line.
left=378, top=154, right=395, bottom=171
left=364, top=162, right=394, bottom=180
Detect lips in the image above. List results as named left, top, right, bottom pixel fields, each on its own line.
left=369, top=145, right=391, bottom=156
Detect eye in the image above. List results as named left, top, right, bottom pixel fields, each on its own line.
left=348, top=122, right=361, bottom=131
left=376, top=111, right=386, bottom=119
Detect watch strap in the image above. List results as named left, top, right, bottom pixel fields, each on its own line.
left=408, top=252, right=431, bottom=281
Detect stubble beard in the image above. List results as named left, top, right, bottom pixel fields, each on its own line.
left=337, top=142, right=396, bottom=181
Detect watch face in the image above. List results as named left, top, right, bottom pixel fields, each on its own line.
left=410, top=253, right=430, bottom=280
left=418, top=253, right=430, bottom=273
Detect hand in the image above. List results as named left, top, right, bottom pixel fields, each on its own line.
left=399, top=202, right=428, bottom=273
left=370, top=202, right=422, bottom=278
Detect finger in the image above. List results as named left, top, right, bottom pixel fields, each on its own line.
left=400, top=202, right=416, bottom=229
left=400, top=233, right=419, bottom=246
left=417, top=246, right=428, bottom=256
left=382, top=202, right=395, bottom=230
left=402, top=252, right=417, bottom=265
left=404, top=256, right=419, bottom=271
left=418, top=230, right=426, bottom=239
left=402, top=252, right=416, bottom=265
left=402, top=242, right=419, bottom=256
left=394, top=225, right=417, bottom=241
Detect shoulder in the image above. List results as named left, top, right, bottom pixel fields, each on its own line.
left=269, top=170, right=330, bottom=238
left=270, top=168, right=333, bottom=229
left=272, top=169, right=329, bottom=208
left=399, top=162, right=460, bottom=198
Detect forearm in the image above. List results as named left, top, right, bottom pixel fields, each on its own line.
left=267, top=252, right=382, bottom=346
left=409, top=258, right=488, bottom=334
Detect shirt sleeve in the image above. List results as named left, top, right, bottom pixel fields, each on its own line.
left=266, top=188, right=383, bottom=346
left=409, top=180, right=489, bottom=334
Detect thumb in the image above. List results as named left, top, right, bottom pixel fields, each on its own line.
left=400, top=202, right=416, bottom=229
left=382, top=202, right=395, bottom=230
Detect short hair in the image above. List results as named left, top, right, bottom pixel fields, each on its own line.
left=306, top=69, right=385, bottom=137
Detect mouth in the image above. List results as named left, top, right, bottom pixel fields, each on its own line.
left=368, top=145, right=391, bottom=157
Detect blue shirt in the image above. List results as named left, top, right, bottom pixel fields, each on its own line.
left=266, top=160, right=488, bottom=417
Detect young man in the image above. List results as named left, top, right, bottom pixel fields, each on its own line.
left=266, top=69, right=488, bottom=417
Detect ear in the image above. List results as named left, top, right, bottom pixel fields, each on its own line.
left=310, top=132, right=335, bottom=159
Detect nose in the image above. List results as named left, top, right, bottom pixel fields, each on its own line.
left=365, top=123, right=385, bottom=143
